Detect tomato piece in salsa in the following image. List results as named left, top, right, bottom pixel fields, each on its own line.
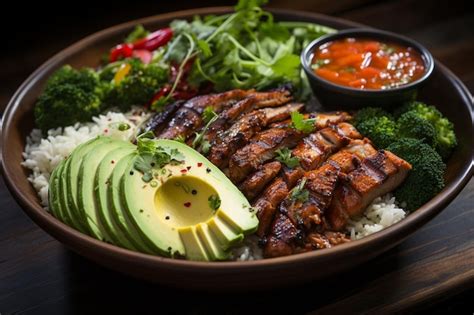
left=311, top=38, right=425, bottom=90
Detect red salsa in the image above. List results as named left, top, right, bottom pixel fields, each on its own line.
left=312, top=38, right=425, bottom=89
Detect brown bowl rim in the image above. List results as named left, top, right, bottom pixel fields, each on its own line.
left=1, top=7, right=474, bottom=272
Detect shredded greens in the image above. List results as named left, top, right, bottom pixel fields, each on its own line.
left=164, top=0, right=335, bottom=99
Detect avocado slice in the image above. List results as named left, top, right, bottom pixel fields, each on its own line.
left=120, top=139, right=258, bottom=260
left=95, top=146, right=136, bottom=249
left=48, top=160, right=63, bottom=219
left=108, top=153, right=155, bottom=254
left=65, top=137, right=109, bottom=235
left=77, top=139, right=124, bottom=241
left=58, top=158, right=89, bottom=233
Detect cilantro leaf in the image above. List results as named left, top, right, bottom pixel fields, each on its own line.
left=290, top=178, right=309, bottom=203
left=291, top=111, right=316, bottom=133
left=133, top=153, right=156, bottom=182
left=275, top=147, right=300, bottom=168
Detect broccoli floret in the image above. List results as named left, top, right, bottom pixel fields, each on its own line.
left=397, top=111, right=437, bottom=146
left=34, top=66, right=105, bottom=132
left=103, top=59, right=168, bottom=111
left=352, top=107, right=392, bottom=127
left=356, top=116, right=397, bottom=149
left=395, top=101, right=457, bottom=159
left=386, top=138, right=446, bottom=211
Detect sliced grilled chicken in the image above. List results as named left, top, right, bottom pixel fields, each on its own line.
left=208, top=104, right=303, bottom=169
left=157, top=89, right=255, bottom=140
left=239, top=161, right=282, bottom=200
left=264, top=143, right=411, bottom=258
left=327, top=150, right=412, bottom=231
left=253, top=127, right=364, bottom=237
left=264, top=163, right=341, bottom=258
left=292, top=123, right=362, bottom=171
left=253, top=178, right=289, bottom=237
left=229, top=127, right=305, bottom=183
left=142, top=100, right=184, bottom=136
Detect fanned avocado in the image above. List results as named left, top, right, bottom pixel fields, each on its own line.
left=49, top=136, right=258, bottom=261
left=119, top=139, right=258, bottom=260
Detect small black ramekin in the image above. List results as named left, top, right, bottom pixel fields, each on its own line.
left=301, top=28, right=434, bottom=110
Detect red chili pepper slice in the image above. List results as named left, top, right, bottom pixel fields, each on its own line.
left=109, top=43, right=133, bottom=62
left=109, top=28, right=173, bottom=63
left=132, top=28, right=173, bottom=51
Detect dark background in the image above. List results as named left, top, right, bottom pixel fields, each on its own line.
left=1, top=0, right=473, bottom=314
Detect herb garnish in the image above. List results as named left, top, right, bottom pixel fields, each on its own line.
left=173, top=135, right=186, bottom=143
left=291, top=111, right=316, bottom=133
left=134, top=133, right=185, bottom=182
left=202, top=106, right=217, bottom=124
left=290, top=178, right=309, bottom=203
left=192, top=108, right=218, bottom=153
left=275, top=147, right=300, bottom=168
left=208, top=194, right=221, bottom=212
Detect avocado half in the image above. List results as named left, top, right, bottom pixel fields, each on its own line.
left=49, top=136, right=259, bottom=261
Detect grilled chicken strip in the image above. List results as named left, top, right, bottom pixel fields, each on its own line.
left=143, top=100, right=184, bottom=136
left=327, top=150, right=412, bottom=231
left=208, top=103, right=304, bottom=169
left=253, top=178, right=290, bottom=237
left=253, top=127, right=363, bottom=237
left=239, top=161, right=282, bottom=200
left=292, top=122, right=362, bottom=171
left=229, top=127, right=305, bottom=183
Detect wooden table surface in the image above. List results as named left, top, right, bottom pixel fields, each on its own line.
left=1, top=0, right=473, bottom=314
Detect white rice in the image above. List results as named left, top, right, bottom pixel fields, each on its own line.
left=22, top=108, right=148, bottom=207
left=347, top=194, right=407, bottom=240
left=22, top=110, right=406, bottom=260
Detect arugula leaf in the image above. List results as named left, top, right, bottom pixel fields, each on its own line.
left=290, top=178, right=309, bottom=203
left=291, top=111, right=316, bottom=133
left=197, top=39, right=212, bottom=58
left=208, top=194, right=221, bottom=212
left=275, top=147, right=300, bottom=168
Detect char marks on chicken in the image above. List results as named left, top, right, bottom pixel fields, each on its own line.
left=146, top=87, right=412, bottom=258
